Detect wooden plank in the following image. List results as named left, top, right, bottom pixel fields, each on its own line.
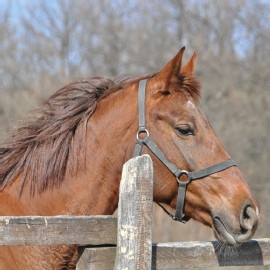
left=0, top=216, right=117, bottom=246
left=77, top=246, right=116, bottom=270
left=114, top=155, right=154, bottom=270
left=77, top=239, right=270, bottom=269
left=152, top=239, right=270, bottom=269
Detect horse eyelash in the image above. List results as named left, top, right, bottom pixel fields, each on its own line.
left=162, top=90, right=171, bottom=96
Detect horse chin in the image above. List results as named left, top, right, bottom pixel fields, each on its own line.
left=213, top=217, right=241, bottom=247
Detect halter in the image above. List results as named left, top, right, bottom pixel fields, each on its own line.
left=133, top=79, right=236, bottom=223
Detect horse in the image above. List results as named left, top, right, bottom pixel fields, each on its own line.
left=0, top=47, right=260, bottom=269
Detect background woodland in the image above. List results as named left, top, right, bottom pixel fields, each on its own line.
left=0, top=1, right=269, bottom=269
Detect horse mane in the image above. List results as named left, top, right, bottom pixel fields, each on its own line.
left=0, top=76, right=139, bottom=195
left=0, top=73, right=200, bottom=195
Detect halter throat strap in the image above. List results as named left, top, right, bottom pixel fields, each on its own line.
left=133, top=79, right=236, bottom=222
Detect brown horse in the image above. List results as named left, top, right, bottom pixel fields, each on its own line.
left=0, top=48, right=260, bottom=269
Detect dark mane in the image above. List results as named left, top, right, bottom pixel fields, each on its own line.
left=0, top=76, right=143, bottom=195
left=0, top=73, right=199, bottom=195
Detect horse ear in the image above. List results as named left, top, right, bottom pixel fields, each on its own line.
left=155, top=47, right=185, bottom=86
left=181, top=50, right=198, bottom=75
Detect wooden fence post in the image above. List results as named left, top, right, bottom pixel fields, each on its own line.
left=114, top=154, right=153, bottom=270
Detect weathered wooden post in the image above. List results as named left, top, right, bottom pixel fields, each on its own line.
left=114, top=154, right=154, bottom=270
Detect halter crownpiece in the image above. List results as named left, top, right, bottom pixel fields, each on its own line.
left=133, top=79, right=237, bottom=223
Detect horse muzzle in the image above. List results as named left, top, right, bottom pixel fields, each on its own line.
left=213, top=202, right=260, bottom=246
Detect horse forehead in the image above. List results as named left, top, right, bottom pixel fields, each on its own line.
left=187, top=100, right=196, bottom=109
left=183, top=98, right=205, bottom=121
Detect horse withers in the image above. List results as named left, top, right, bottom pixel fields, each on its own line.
left=0, top=47, right=260, bottom=269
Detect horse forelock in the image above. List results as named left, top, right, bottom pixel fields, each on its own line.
left=171, top=73, right=201, bottom=101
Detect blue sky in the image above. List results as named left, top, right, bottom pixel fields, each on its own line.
left=1, top=0, right=270, bottom=60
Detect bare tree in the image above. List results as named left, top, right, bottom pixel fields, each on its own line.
left=0, top=2, right=269, bottom=262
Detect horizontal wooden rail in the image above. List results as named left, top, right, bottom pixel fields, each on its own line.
left=0, top=216, right=269, bottom=268
left=0, top=216, right=117, bottom=246
left=77, top=238, right=270, bottom=269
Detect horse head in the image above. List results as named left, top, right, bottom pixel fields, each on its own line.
left=136, top=47, right=260, bottom=246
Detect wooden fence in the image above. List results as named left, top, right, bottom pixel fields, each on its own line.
left=0, top=155, right=269, bottom=269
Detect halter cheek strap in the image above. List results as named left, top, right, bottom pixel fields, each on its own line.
left=133, top=79, right=236, bottom=222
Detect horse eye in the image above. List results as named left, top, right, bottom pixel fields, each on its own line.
left=175, top=125, right=194, bottom=136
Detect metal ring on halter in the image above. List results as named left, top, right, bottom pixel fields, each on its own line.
left=136, top=129, right=150, bottom=141
left=176, top=170, right=191, bottom=185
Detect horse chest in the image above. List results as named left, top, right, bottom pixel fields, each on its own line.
left=0, top=245, right=78, bottom=270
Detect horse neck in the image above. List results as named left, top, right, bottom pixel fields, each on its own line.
left=0, top=82, right=138, bottom=216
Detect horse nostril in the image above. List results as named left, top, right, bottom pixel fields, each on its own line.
left=240, top=204, right=258, bottom=233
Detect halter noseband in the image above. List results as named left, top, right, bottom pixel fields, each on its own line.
left=133, top=79, right=236, bottom=223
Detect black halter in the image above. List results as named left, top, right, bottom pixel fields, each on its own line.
left=133, top=79, right=236, bottom=223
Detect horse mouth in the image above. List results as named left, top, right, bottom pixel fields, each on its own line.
left=213, top=217, right=239, bottom=247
